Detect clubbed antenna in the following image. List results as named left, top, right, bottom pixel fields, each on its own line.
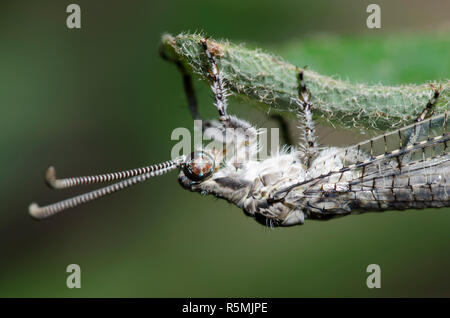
left=45, top=159, right=181, bottom=189
left=29, top=156, right=186, bottom=220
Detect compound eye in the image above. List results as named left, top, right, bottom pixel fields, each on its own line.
left=183, top=151, right=215, bottom=181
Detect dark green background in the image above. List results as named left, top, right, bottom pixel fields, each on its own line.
left=1, top=0, right=449, bottom=297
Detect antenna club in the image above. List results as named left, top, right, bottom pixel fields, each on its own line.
left=45, top=166, right=58, bottom=188
left=28, top=203, right=43, bottom=220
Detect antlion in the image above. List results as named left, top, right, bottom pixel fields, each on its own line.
left=29, top=39, right=449, bottom=227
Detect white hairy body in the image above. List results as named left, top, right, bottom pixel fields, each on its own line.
left=179, top=117, right=360, bottom=227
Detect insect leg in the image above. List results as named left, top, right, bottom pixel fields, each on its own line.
left=415, top=84, right=441, bottom=123
left=200, top=39, right=230, bottom=123
left=407, top=84, right=442, bottom=146
left=296, top=67, right=318, bottom=166
left=201, top=39, right=259, bottom=162
left=160, top=45, right=200, bottom=119
left=201, top=39, right=258, bottom=132
left=271, top=114, right=294, bottom=146
left=201, top=40, right=248, bottom=123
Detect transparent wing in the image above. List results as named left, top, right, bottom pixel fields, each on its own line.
left=276, top=112, right=449, bottom=212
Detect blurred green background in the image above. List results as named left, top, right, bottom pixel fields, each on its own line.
left=1, top=0, right=449, bottom=297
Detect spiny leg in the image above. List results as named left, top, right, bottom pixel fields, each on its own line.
left=407, top=84, right=442, bottom=146
left=200, top=39, right=230, bottom=122
left=401, top=84, right=442, bottom=164
left=296, top=67, right=318, bottom=167
left=200, top=39, right=258, bottom=135
left=160, top=41, right=229, bottom=148
left=159, top=45, right=200, bottom=120
left=200, top=39, right=259, bottom=163
left=415, top=84, right=441, bottom=123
